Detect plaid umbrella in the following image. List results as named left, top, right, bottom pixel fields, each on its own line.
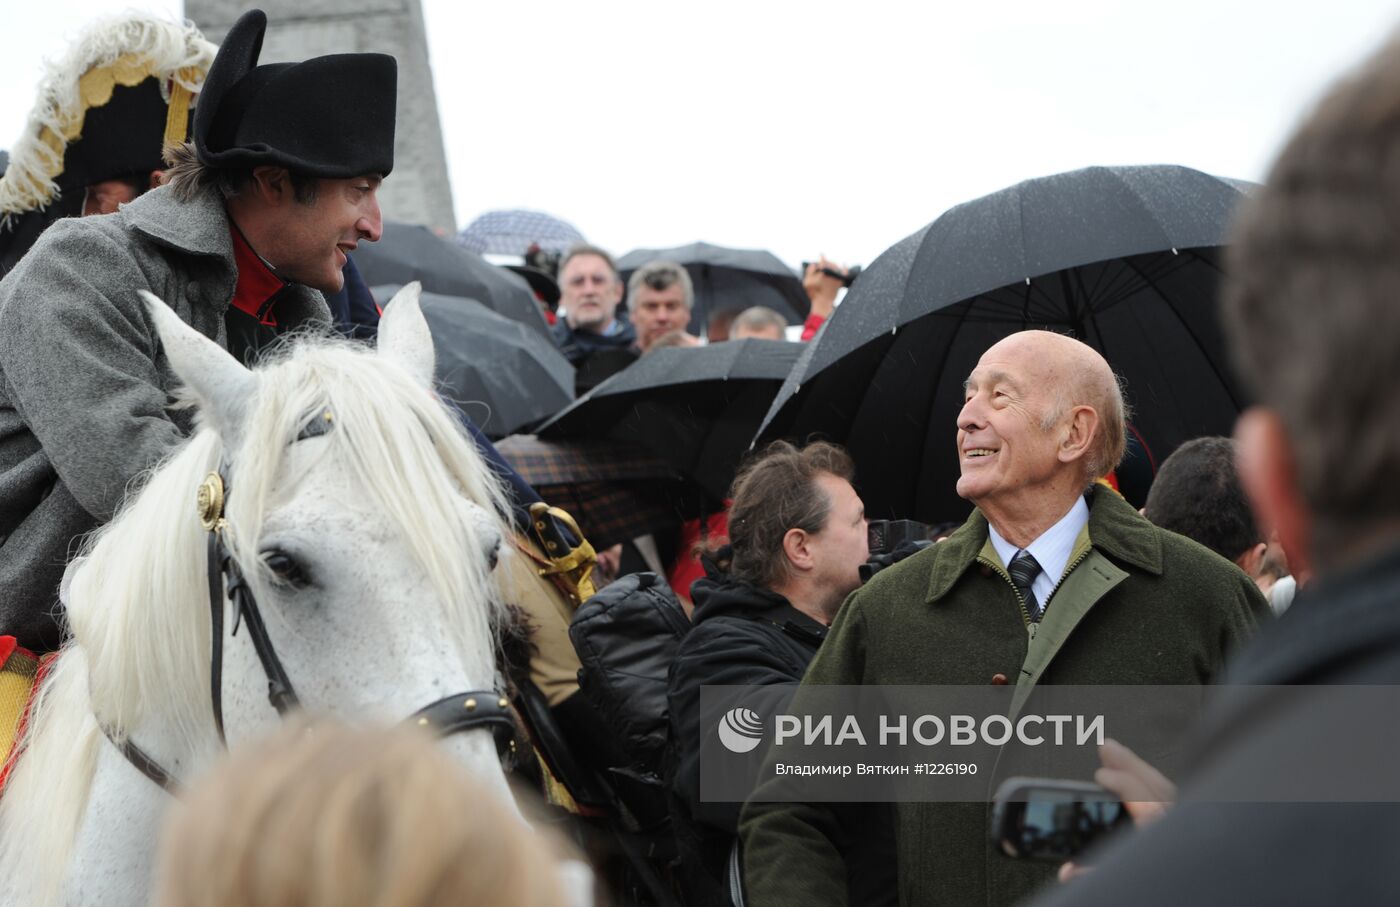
left=494, top=436, right=691, bottom=548
left=458, top=209, right=585, bottom=256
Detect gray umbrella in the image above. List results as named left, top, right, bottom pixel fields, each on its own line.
left=416, top=291, right=574, bottom=438
left=457, top=208, right=585, bottom=256
left=616, top=241, right=809, bottom=334
left=354, top=222, right=551, bottom=340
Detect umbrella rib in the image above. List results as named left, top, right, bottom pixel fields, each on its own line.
left=1119, top=251, right=1244, bottom=410
left=1103, top=168, right=1179, bottom=250
left=909, top=298, right=978, bottom=519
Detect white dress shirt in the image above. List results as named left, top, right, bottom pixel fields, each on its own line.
left=987, top=495, right=1090, bottom=610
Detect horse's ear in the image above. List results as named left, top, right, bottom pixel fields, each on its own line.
left=377, top=282, right=435, bottom=389
left=139, top=290, right=255, bottom=444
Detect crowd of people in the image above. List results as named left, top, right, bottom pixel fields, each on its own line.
left=1, top=5, right=1400, bottom=907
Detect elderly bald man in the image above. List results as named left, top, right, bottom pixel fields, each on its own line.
left=740, top=330, right=1269, bottom=907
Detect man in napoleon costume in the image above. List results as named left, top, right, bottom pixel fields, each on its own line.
left=0, top=8, right=397, bottom=652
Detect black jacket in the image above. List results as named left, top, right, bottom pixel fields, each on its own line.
left=666, top=574, right=895, bottom=907
left=549, top=316, right=637, bottom=364
left=1034, top=544, right=1400, bottom=907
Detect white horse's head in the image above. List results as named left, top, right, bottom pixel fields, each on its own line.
left=141, top=282, right=510, bottom=765
left=0, top=283, right=521, bottom=905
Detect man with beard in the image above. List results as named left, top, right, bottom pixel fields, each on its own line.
left=667, top=440, right=894, bottom=907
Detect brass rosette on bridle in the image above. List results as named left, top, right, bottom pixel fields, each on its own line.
left=196, top=472, right=226, bottom=531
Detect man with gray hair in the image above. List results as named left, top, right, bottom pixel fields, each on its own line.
left=730, top=305, right=788, bottom=341
left=740, top=330, right=1268, bottom=906
left=628, top=260, right=698, bottom=353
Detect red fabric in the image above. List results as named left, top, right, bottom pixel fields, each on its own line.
left=667, top=509, right=730, bottom=605
left=0, top=650, right=55, bottom=795
left=228, top=225, right=288, bottom=326
left=0, top=637, right=14, bottom=672
left=800, top=312, right=826, bottom=342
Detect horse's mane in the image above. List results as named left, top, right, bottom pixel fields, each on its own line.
left=0, top=333, right=512, bottom=903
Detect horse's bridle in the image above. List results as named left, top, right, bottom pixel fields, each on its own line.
left=107, top=410, right=517, bottom=792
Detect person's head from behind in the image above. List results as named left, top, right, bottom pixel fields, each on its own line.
left=726, top=440, right=868, bottom=622
left=707, top=306, right=743, bottom=342
left=169, top=9, right=395, bottom=294
left=1143, top=437, right=1265, bottom=572
left=1224, top=32, right=1400, bottom=574
left=628, top=260, right=694, bottom=351
left=955, top=330, right=1127, bottom=532
left=152, top=718, right=568, bottom=907
left=558, top=244, right=623, bottom=334
left=731, top=306, right=788, bottom=341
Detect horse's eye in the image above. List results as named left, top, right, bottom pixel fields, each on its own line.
left=262, top=550, right=310, bottom=588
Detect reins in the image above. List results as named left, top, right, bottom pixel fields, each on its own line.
left=102, top=409, right=516, bottom=792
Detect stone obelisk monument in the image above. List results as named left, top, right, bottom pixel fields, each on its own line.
left=184, top=0, right=456, bottom=234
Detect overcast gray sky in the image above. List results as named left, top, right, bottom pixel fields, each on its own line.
left=4, top=1, right=1398, bottom=269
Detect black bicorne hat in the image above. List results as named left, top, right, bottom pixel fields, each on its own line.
left=193, top=9, right=397, bottom=178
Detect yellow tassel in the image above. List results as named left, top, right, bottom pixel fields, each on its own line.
left=164, top=79, right=193, bottom=147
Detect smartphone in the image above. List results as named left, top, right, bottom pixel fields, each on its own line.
left=990, top=777, right=1130, bottom=862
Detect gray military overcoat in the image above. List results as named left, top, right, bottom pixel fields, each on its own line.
left=0, top=185, right=328, bottom=649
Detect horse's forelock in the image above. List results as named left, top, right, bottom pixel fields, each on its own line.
left=222, top=339, right=511, bottom=682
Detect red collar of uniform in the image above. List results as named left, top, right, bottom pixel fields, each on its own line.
left=228, top=222, right=288, bottom=326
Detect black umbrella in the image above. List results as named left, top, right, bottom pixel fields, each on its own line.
left=616, top=242, right=809, bottom=335
left=539, top=339, right=803, bottom=501
left=354, top=222, right=551, bottom=340
left=415, top=291, right=574, bottom=439
left=756, top=164, right=1256, bottom=523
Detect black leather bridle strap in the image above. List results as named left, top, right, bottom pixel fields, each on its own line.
left=412, top=691, right=517, bottom=756
left=100, top=724, right=179, bottom=793
left=219, top=543, right=301, bottom=716
left=207, top=530, right=228, bottom=746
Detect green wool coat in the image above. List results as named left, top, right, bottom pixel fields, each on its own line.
left=740, top=485, right=1270, bottom=907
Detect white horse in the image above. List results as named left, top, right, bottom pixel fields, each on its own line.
left=0, top=284, right=522, bottom=906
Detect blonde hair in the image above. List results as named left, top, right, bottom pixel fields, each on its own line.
left=153, top=719, right=568, bottom=907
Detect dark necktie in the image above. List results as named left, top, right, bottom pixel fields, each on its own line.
left=1008, top=550, right=1044, bottom=621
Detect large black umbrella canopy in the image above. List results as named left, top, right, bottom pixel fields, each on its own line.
left=415, top=291, right=574, bottom=439
left=616, top=242, right=809, bottom=335
left=539, top=339, right=803, bottom=501
left=756, top=164, right=1256, bottom=524
left=354, top=222, right=551, bottom=340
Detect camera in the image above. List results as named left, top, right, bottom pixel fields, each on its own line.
left=867, top=519, right=932, bottom=555
left=990, top=777, right=1130, bottom=862
left=800, top=262, right=863, bottom=288
left=859, top=519, right=935, bottom=583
